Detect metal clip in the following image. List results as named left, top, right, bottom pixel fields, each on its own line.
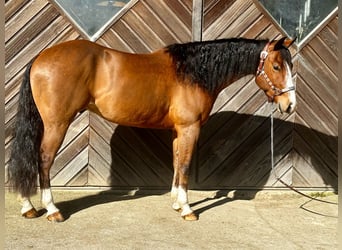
left=260, top=51, right=268, bottom=59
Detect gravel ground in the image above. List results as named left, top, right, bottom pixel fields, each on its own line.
left=5, top=189, right=338, bottom=250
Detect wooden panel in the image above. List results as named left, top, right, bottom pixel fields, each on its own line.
left=196, top=0, right=293, bottom=189
left=5, top=0, right=337, bottom=191
left=195, top=0, right=337, bottom=190
left=4, top=0, right=82, bottom=185
left=99, top=0, right=192, bottom=53
left=5, top=0, right=31, bottom=22
left=293, top=17, right=338, bottom=189
left=91, top=0, right=191, bottom=188
left=5, top=0, right=48, bottom=42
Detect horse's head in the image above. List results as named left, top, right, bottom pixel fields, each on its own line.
left=255, top=37, right=296, bottom=114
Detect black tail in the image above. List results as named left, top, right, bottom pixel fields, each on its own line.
left=8, top=59, right=43, bottom=197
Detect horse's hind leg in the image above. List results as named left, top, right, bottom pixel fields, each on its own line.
left=18, top=196, right=39, bottom=218
left=39, top=123, right=70, bottom=222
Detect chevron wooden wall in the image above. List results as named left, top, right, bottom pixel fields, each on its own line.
left=292, top=17, right=338, bottom=189
left=89, top=0, right=192, bottom=188
left=192, top=0, right=294, bottom=189
left=5, top=0, right=337, bottom=192
left=5, top=0, right=82, bottom=186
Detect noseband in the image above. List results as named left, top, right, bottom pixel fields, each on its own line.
left=256, top=43, right=295, bottom=102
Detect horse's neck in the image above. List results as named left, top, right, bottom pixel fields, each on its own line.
left=167, top=39, right=267, bottom=97
left=213, top=42, right=265, bottom=96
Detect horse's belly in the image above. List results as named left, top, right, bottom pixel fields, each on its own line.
left=88, top=101, right=173, bottom=129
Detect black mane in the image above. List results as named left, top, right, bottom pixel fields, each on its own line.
left=166, top=38, right=269, bottom=94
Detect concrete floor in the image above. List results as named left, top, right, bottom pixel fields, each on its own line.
left=5, top=189, right=338, bottom=249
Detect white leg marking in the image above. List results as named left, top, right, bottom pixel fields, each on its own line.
left=41, top=188, right=59, bottom=216
left=177, top=187, right=193, bottom=216
left=18, top=196, right=34, bottom=214
left=171, top=186, right=182, bottom=210
left=171, top=186, right=178, bottom=199
left=172, top=202, right=182, bottom=211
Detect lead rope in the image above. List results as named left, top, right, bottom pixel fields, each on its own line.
left=269, top=103, right=337, bottom=205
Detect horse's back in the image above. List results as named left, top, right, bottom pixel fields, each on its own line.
left=28, top=40, right=212, bottom=129
left=29, top=40, right=177, bottom=127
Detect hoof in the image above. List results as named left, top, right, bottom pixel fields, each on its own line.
left=182, top=212, right=198, bottom=221
left=47, top=211, right=65, bottom=222
left=174, top=208, right=182, bottom=213
left=22, top=208, right=39, bottom=219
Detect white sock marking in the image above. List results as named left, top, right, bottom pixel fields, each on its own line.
left=171, top=186, right=178, bottom=199
left=41, top=188, right=59, bottom=216
left=177, top=187, right=193, bottom=216
left=19, top=196, right=34, bottom=214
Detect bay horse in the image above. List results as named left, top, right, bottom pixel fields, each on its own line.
left=9, top=37, right=296, bottom=222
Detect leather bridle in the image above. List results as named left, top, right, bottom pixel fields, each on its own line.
left=256, top=43, right=295, bottom=102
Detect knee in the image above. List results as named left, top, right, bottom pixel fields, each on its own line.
left=179, top=165, right=190, bottom=176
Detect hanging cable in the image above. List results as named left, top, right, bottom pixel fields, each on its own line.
left=269, top=103, right=337, bottom=205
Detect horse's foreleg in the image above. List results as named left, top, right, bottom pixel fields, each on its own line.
left=172, top=123, right=200, bottom=221
left=39, top=124, right=69, bottom=222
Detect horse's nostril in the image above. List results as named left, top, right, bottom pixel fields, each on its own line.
left=286, top=103, right=295, bottom=113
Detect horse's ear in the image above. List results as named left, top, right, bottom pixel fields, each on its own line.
left=283, top=37, right=296, bottom=48
left=274, top=37, right=296, bottom=50
left=274, top=37, right=287, bottom=50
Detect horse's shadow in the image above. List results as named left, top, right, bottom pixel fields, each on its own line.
left=57, top=111, right=337, bottom=220
left=107, top=111, right=337, bottom=192
left=55, top=190, right=165, bottom=221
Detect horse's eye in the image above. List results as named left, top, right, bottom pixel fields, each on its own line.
left=273, top=65, right=281, bottom=71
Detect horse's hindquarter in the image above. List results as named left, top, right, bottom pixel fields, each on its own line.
left=30, top=40, right=102, bottom=123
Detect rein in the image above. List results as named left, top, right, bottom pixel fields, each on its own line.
left=269, top=103, right=337, bottom=205
left=257, top=43, right=296, bottom=102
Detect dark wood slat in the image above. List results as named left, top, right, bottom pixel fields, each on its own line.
left=296, top=77, right=337, bottom=135
left=241, top=14, right=270, bottom=39
left=204, top=0, right=235, bottom=30
left=51, top=148, right=89, bottom=186
left=204, top=1, right=247, bottom=39
left=318, top=24, right=338, bottom=56
left=327, top=16, right=337, bottom=34
left=292, top=131, right=337, bottom=188
left=90, top=128, right=150, bottom=186
left=198, top=112, right=293, bottom=187
left=122, top=10, right=165, bottom=51
left=6, top=16, right=71, bottom=83
left=5, top=0, right=48, bottom=42
left=265, top=153, right=293, bottom=187
left=309, top=35, right=337, bottom=76
left=99, top=29, right=135, bottom=53
left=219, top=3, right=262, bottom=38
left=6, top=4, right=59, bottom=63
left=68, top=168, right=88, bottom=186
left=52, top=129, right=89, bottom=179
left=110, top=126, right=172, bottom=186
left=144, top=0, right=191, bottom=42
left=132, top=1, right=183, bottom=45
left=5, top=0, right=31, bottom=21
left=294, top=115, right=337, bottom=169
left=111, top=19, right=151, bottom=53
left=164, top=0, right=192, bottom=30
left=298, top=48, right=337, bottom=116
left=297, top=67, right=337, bottom=117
